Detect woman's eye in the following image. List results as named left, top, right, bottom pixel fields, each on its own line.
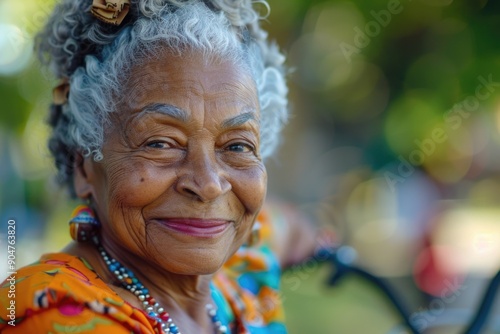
left=227, top=143, right=253, bottom=153
left=146, top=141, right=170, bottom=149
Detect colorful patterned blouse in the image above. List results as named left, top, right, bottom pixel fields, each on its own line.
left=0, top=209, right=287, bottom=333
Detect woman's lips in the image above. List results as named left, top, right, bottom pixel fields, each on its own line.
left=157, top=219, right=231, bottom=238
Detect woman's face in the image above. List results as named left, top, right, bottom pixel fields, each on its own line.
left=76, top=51, right=266, bottom=275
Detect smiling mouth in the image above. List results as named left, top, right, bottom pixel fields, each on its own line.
left=156, top=219, right=231, bottom=238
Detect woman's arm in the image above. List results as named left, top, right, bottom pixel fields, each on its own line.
left=266, top=200, right=336, bottom=269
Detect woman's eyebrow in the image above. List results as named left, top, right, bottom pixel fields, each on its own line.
left=141, top=103, right=188, bottom=122
left=222, top=111, right=257, bottom=129
left=138, top=103, right=256, bottom=128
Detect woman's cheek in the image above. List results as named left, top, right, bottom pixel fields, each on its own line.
left=234, top=164, right=267, bottom=215
left=106, top=160, right=176, bottom=206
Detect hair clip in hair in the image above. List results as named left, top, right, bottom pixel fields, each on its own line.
left=53, top=78, right=70, bottom=106
left=91, top=0, right=131, bottom=26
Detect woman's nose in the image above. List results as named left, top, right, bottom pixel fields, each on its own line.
left=175, top=151, right=231, bottom=202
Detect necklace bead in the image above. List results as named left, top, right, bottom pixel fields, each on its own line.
left=94, top=240, right=227, bottom=334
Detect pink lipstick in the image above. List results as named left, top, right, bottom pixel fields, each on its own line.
left=158, top=219, right=230, bottom=238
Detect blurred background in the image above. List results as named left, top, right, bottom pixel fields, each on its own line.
left=1, top=0, right=500, bottom=333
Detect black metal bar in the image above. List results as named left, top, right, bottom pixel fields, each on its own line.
left=314, top=247, right=500, bottom=334
left=320, top=249, right=421, bottom=334
left=346, top=266, right=420, bottom=334
left=462, top=270, right=500, bottom=334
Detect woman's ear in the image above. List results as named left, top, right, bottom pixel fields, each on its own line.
left=73, top=153, right=96, bottom=200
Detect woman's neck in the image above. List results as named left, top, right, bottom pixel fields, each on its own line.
left=63, top=241, right=217, bottom=333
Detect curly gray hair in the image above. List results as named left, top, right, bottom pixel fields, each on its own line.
left=37, top=0, right=288, bottom=195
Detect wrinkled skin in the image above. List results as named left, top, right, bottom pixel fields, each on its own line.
left=67, top=50, right=267, bottom=333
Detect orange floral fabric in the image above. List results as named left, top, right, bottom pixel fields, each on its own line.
left=0, top=209, right=287, bottom=333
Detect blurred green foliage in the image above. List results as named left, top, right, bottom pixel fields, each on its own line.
left=266, top=0, right=500, bottom=173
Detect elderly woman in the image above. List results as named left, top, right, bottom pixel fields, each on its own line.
left=0, top=0, right=320, bottom=333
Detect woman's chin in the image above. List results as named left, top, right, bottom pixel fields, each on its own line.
left=157, top=250, right=230, bottom=276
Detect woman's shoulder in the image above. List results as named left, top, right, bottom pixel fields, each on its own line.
left=0, top=253, right=156, bottom=333
left=1, top=253, right=113, bottom=309
left=215, top=207, right=288, bottom=333
left=223, top=207, right=282, bottom=280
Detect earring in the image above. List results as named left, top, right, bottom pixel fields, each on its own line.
left=69, top=205, right=100, bottom=242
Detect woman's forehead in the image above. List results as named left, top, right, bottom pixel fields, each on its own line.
left=120, top=51, right=259, bottom=111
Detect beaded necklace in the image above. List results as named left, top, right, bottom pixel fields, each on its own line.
left=94, top=238, right=228, bottom=334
